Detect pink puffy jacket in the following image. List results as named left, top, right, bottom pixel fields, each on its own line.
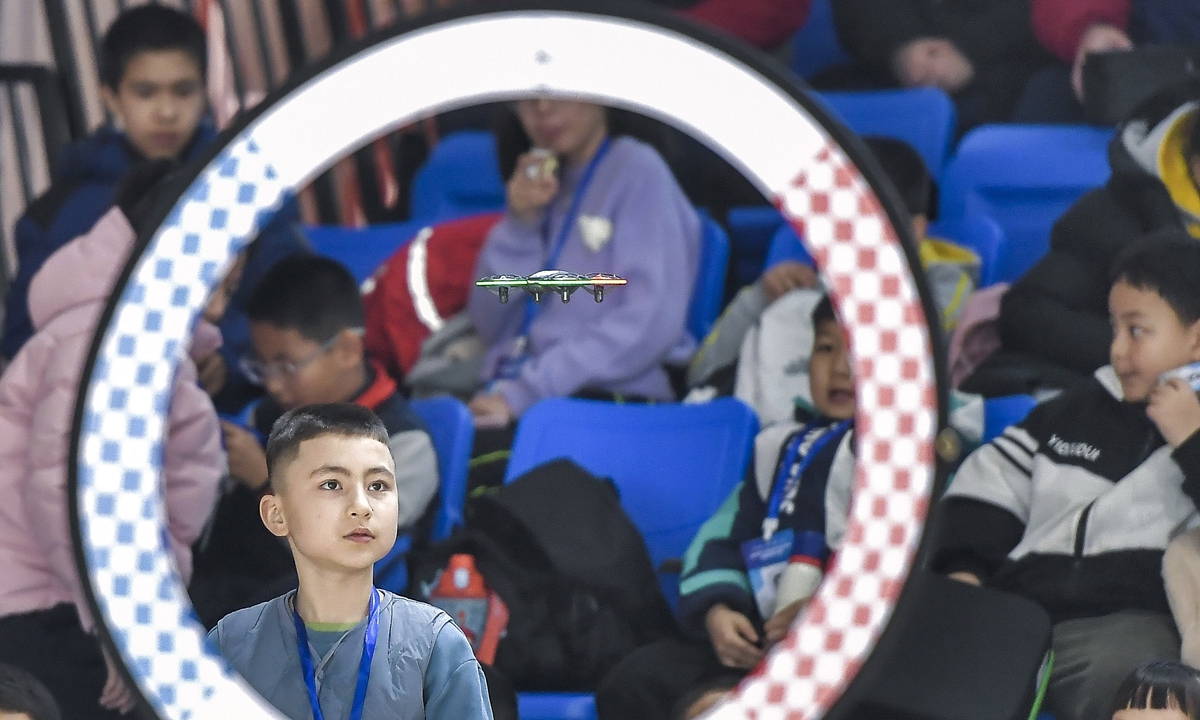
left=0, top=208, right=222, bottom=631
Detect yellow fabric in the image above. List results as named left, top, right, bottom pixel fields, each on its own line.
left=920, top=237, right=979, bottom=332
left=1157, top=109, right=1200, bottom=238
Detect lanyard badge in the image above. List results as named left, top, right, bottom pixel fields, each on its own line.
left=293, top=588, right=381, bottom=720
left=742, top=420, right=850, bottom=618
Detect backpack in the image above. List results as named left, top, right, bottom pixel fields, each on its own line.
left=362, top=212, right=502, bottom=380
left=407, top=459, right=677, bottom=690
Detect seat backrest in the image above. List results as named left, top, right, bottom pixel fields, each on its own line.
left=727, top=205, right=787, bottom=285
left=939, top=125, right=1113, bottom=284
left=505, top=397, right=759, bottom=570
left=928, top=215, right=1006, bottom=288
left=982, top=394, right=1038, bottom=444
left=790, top=0, right=853, bottom=78
left=304, top=219, right=428, bottom=283
left=690, top=215, right=731, bottom=341
left=819, top=88, right=957, bottom=174
left=409, top=396, right=475, bottom=540
left=410, top=131, right=506, bottom=222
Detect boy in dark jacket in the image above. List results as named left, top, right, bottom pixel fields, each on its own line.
left=0, top=5, right=306, bottom=407
left=934, top=233, right=1200, bottom=720
left=595, top=296, right=857, bottom=720
left=976, top=83, right=1200, bottom=397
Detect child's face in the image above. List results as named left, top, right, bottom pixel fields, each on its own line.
left=1109, top=280, right=1200, bottom=402
left=248, top=323, right=360, bottom=411
left=102, top=49, right=205, bottom=160
left=809, top=319, right=856, bottom=420
left=0, top=712, right=34, bottom=720
left=515, top=99, right=608, bottom=165
left=260, top=433, right=398, bottom=574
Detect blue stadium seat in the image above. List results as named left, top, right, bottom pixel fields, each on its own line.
left=820, top=88, right=957, bottom=174
left=506, top=397, right=758, bottom=720
left=690, top=214, right=731, bottom=340
left=517, top=693, right=597, bottom=720
left=373, top=396, right=475, bottom=592
left=765, top=221, right=813, bottom=270
left=939, top=125, right=1114, bottom=284
left=304, top=219, right=427, bottom=283
left=409, top=130, right=506, bottom=222
left=727, top=206, right=787, bottom=286
left=983, top=394, right=1038, bottom=444
left=790, top=0, right=852, bottom=78
left=410, top=396, right=475, bottom=540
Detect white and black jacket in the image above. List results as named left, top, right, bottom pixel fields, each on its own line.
left=931, top=366, right=1200, bottom=623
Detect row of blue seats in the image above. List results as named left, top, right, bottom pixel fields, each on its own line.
left=391, top=392, right=1038, bottom=720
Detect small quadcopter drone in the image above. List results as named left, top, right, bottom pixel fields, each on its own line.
left=476, top=270, right=628, bottom=303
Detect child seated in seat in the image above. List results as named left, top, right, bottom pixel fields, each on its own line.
left=209, top=403, right=492, bottom=719
left=190, top=255, right=439, bottom=627
left=1109, top=661, right=1200, bottom=719
left=932, top=233, right=1200, bottom=720
left=595, top=295, right=857, bottom=720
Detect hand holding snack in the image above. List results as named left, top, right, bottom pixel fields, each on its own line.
left=1148, top=370, right=1200, bottom=448
left=508, top=148, right=560, bottom=223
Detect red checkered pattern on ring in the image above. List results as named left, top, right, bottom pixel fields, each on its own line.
left=712, top=142, right=938, bottom=719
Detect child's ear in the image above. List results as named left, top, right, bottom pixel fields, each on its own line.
left=333, top=328, right=365, bottom=368
left=100, top=85, right=125, bottom=128
left=259, top=493, right=289, bottom=538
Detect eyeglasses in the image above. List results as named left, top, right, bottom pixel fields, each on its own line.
left=239, top=332, right=349, bottom=385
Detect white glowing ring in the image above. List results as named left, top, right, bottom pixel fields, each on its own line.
left=69, top=4, right=943, bottom=718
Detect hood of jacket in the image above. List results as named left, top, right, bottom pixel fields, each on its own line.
left=27, top=207, right=137, bottom=332
left=1112, top=86, right=1200, bottom=234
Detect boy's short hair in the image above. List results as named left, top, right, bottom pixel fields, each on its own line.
left=862, top=136, right=933, bottom=218
left=1110, top=661, right=1200, bottom=718
left=0, top=664, right=62, bottom=720
left=1111, top=230, right=1200, bottom=325
left=246, top=255, right=364, bottom=343
left=100, top=5, right=206, bottom=89
left=812, top=295, right=836, bottom=328
left=265, top=403, right=390, bottom=492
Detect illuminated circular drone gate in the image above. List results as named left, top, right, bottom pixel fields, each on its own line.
left=69, top=4, right=944, bottom=718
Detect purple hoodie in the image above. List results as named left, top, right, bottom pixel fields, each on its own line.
left=467, top=136, right=700, bottom=416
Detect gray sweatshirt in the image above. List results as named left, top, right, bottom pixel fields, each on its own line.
left=209, top=590, right=492, bottom=720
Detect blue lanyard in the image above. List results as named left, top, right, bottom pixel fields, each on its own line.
left=293, top=588, right=381, bottom=720
left=517, top=136, right=614, bottom=339
left=763, top=420, right=852, bottom=539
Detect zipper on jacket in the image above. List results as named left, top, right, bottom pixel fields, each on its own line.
left=1074, top=501, right=1095, bottom=558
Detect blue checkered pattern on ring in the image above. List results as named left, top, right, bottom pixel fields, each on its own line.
left=78, top=137, right=288, bottom=720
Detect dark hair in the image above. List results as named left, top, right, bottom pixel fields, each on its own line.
left=861, top=136, right=934, bottom=219
left=1111, top=661, right=1200, bottom=718
left=812, top=295, right=836, bottom=327
left=100, top=5, right=206, bottom=89
left=492, top=101, right=671, bottom=180
left=265, top=403, right=390, bottom=491
left=246, top=255, right=364, bottom=343
left=1111, top=230, right=1200, bottom=325
left=0, top=664, right=61, bottom=720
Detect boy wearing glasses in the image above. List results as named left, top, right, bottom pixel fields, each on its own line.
left=190, top=255, right=438, bottom=627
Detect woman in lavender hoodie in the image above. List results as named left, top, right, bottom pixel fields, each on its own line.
left=466, top=99, right=701, bottom=428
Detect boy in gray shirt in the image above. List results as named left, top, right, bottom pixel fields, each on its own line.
left=209, top=403, right=491, bottom=720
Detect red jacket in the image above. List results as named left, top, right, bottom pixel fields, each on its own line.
left=363, top=213, right=503, bottom=379
left=1031, top=0, right=1129, bottom=62
left=681, top=0, right=811, bottom=50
